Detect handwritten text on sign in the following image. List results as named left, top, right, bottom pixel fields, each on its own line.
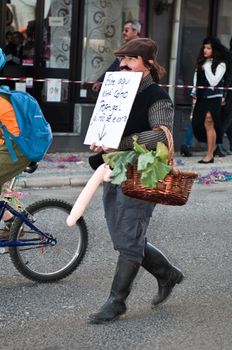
left=84, top=71, right=142, bottom=149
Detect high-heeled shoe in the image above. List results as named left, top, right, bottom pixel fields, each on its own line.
left=213, top=146, right=226, bottom=157
left=198, top=158, right=214, bottom=164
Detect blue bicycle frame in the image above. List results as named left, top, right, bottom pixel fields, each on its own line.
left=0, top=199, right=57, bottom=248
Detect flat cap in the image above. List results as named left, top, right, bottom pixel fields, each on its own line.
left=114, top=38, right=158, bottom=61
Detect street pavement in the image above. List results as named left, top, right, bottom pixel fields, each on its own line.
left=17, top=151, right=232, bottom=189
left=1, top=179, right=232, bottom=350
left=1, top=151, right=232, bottom=350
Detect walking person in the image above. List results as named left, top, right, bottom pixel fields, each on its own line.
left=191, top=36, right=227, bottom=163
left=88, top=38, right=183, bottom=324
left=0, top=48, right=41, bottom=238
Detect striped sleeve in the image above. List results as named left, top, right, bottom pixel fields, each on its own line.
left=119, top=99, right=174, bottom=150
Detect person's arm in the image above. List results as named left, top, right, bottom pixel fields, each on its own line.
left=92, top=58, right=121, bottom=91
left=203, top=61, right=226, bottom=86
left=191, top=69, right=197, bottom=98
left=98, top=58, right=121, bottom=82
left=118, top=99, right=174, bottom=151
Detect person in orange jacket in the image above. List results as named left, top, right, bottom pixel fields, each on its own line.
left=0, top=48, right=30, bottom=239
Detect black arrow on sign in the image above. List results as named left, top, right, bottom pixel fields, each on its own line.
left=98, top=124, right=107, bottom=141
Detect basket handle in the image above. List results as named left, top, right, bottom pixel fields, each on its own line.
left=153, top=125, right=174, bottom=166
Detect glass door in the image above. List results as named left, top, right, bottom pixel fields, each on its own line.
left=36, top=0, right=74, bottom=132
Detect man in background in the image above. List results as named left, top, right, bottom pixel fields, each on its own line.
left=92, top=19, right=141, bottom=92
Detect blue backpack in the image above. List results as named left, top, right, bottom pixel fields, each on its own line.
left=0, top=85, right=53, bottom=162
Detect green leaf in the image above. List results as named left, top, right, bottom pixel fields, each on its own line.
left=155, top=162, right=172, bottom=180
left=137, top=152, right=155, bottom=171
left=140, top=160, right=171, bottom=188
left=155, top=142, right=169, bottom=163
left=103, top=151, right=128, bottom=168
left=103, top=150, right=137, bottom=185
left=110, top=162, right=128, bottom=185
left=140, top=164, right=159, bottom=188
left=133, top=139, right=147, bottom=155
left=121, top=150, right=137, bottom=165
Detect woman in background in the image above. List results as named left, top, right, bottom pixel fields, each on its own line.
left=191, top=36, right=227, bottom=163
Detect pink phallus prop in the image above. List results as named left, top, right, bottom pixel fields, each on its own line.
left=66, top=163, right=112, bottom=226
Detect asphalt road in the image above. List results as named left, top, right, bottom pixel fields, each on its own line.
left=0, top=183, right=231, bottom=350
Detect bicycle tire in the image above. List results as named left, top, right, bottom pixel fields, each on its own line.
left=9, top=199, right=88, bottom=283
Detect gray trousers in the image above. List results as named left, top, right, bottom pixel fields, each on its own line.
left=103, top=182, right=155, bottom=263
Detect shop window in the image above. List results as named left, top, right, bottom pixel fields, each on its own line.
left=175, top=0, right=209, bottom=105
left=42, top=0, right=72, bottom=69
left=5, top=0, right=36, bottom=66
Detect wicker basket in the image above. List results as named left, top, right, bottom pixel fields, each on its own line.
left=122, top=125, right=198, bottom=206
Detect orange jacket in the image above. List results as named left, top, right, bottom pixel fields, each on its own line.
left=0, top=95, right=19, bottom=145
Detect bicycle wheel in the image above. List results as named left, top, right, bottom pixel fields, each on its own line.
left=9, top=199, right=88, bottom=283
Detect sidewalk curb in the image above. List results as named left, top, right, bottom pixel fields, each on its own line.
left=18, top=175, right=89, bottom=188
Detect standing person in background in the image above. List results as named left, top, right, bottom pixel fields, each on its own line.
left=191, top=36, right=227, bottom=163
left=180, top=106, right=194, bottom=157
left=88, top=38, right=183, bottom=325
left=5, top=31, right=24, bottom=65
left=221, top=37, right=232, bottom=154
left=92, top=20, right=141, bottom=92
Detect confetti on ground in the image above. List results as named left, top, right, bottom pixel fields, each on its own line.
left=174, top=159, right=185, bottom=166
left=44, top=154, right=82, bottom=163
left=197, top=168, right=232, bottom=185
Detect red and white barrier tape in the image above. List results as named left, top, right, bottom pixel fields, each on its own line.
left=0, top=76, right=232, bottom=90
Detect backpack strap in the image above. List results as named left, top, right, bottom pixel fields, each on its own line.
left=0, top=122, right=18, bottom=162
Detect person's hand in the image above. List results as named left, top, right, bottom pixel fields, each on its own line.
left=92, top=81, right=102, bottom=92
left=221, top=97, right=226, bottom=106
left=102, top=145, right=117, bottom=153
left=202, top=60, right=211, bottom=71
left=90, top=143, right=117, bottom=153
left=90, top=143, right=103, bottom=153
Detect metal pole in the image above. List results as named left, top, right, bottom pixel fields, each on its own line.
left=168, top=0, right=182, bottom=102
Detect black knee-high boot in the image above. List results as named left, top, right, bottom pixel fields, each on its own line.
left=88, top=256, right=140, bottom=324
left=142, top=242, right=183, bottom=307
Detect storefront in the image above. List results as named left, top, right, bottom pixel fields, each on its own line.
left=0, top=0, right=231, bottom=151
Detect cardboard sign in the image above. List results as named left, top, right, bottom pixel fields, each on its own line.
left=84, top=71, right=142, bottom=148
